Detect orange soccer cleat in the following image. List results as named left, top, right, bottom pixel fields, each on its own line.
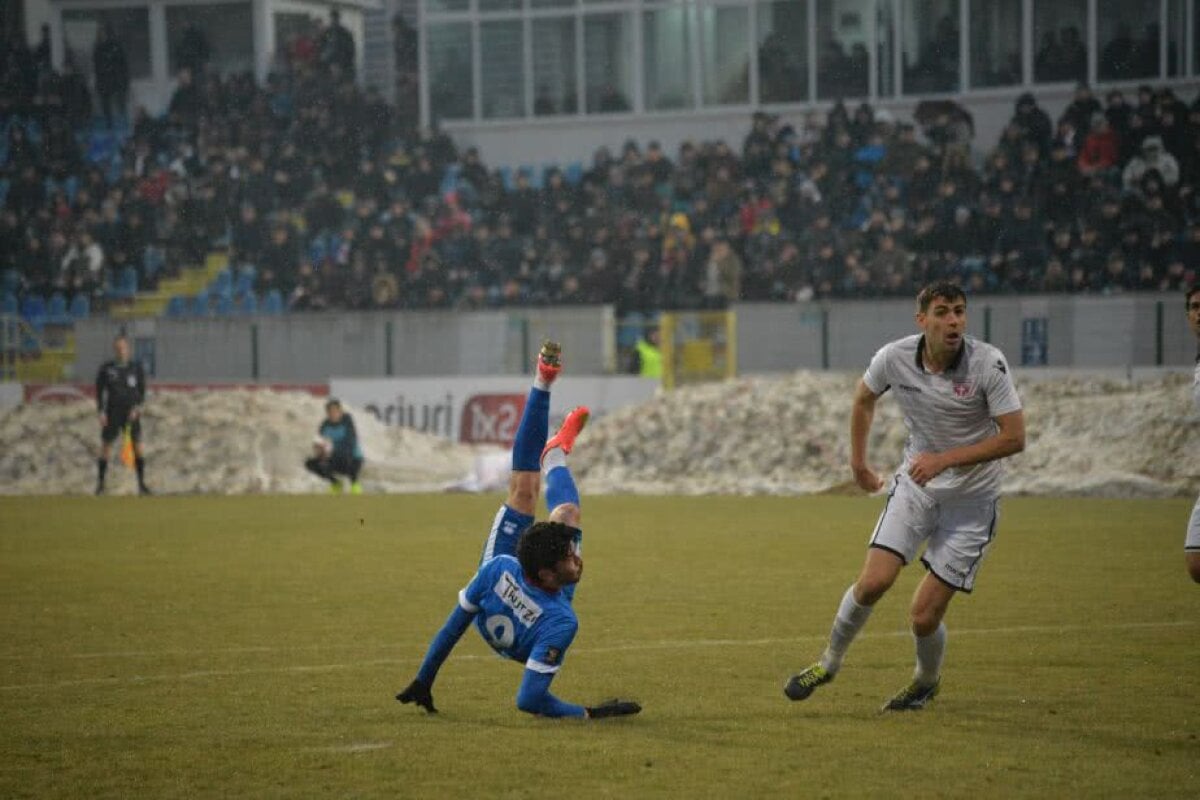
left=537, top=340, right=563, bottom=386
left=543, top=405, right=590, bottom=463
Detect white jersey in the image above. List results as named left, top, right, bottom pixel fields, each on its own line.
left=1193, top=355, right=1200, bottom=415
left=863, top=334, right=1022, bottom=500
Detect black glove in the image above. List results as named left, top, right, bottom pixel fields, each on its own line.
left=586, top=699, right=642, bottom=719
left=396, top=679, right=437, bottom=714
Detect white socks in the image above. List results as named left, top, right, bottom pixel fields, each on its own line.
left=913, top=622, right=947, bottom=687
left=820, top=585, right=873, bottom=674
left=533, top=375, right=552, bottom=392
left=542, top=447, right=566, bottom=473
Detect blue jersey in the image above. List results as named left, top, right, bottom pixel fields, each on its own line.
left=458, top=555, right=578, bottom=676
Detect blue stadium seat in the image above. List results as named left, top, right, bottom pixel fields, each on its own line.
left=211, top=268, right=233, bottom=296
left=498, top=166, right=514, bottom=191
left=1, top=292, right=18, bottom=315
left=69, top=293, right=91, bottom=320
left=521, top=166, right=543, bottom=189
left=1, top=268, right=19, bottom=295
left=261, top=289, right=284, bottom=315
left=191, top=292, right=211, bottom=317
left=214, top=294, right=234, bottom=316
left=109, top=266, right=138, bottom=300
left=235, top=265, right=256, bottom=296
left=45, top=292, right=70, bottom=325
left=165, top=295, right=188, bottom=318
left=19, top=293, right=46, bottom=325
left=440, top=163, right=462, bottom=195
left=564, top=161, right=584, bottom=186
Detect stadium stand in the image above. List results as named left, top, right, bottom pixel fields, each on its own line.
left=2, top=24, right=1198, bottom=338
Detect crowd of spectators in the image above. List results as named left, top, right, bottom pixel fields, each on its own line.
left=3, top=12, right=1199, bottom=320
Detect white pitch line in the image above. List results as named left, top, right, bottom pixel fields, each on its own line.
left=0, top=619, right=1192, bottom=693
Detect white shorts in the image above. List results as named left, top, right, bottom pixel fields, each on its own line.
left=1186, top=494, right=1200, bottom=552
left=868, top=474, right=999, bottom=593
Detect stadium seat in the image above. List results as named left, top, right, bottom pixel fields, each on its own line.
left=234, top=266, right=256, bottom=296
left=1, top=292, right=17, bottom=316
left=498, top=166, right=514, bottom=191
left=68, top=293, right=91, bottom=320
left=1, top=268, right=19, bottom=295
left=618, top=311, right=646, bottom=349
left=564, top=161, right=584, bottom=186
left=191, top=292, right=211, bottom=317
left=440, top=163, right=461, bottom=195
left=45, top=292, right=70, bottom=325
left=214, top=293, right=234, bottom=316
left=165, top=295, right=188, bottom=318
left=109, top=266, right=138, bottom=300
left=19, top=294, right=46, bottom=325
left=262, top=289, right=285, bottom=315
left=211, top=268, right=233, bottom=296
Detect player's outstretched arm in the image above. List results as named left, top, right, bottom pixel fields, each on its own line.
left=397, top=602, right=476, bottom=714
left=515, top=670, right=642, bottom=720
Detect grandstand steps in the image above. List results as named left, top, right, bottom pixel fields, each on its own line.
left=110, top=252, right=230, bottom=320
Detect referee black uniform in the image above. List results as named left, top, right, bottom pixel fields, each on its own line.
left=95, top=340, right=150, bottom=494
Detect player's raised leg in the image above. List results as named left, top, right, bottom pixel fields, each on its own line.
left=543, top=405, right=589, bottom=602
left=481, top=341, right=561, bottom=563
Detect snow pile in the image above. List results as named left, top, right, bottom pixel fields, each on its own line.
left=0, top=391, right=475, bottom=495
left=572, top=372, right=1199, bottom=498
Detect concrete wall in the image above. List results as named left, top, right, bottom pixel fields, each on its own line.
left=73, top=294, right=1194, bottom=382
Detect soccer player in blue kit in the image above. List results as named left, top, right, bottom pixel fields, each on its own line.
left=396, top=342, right=641, bottom=720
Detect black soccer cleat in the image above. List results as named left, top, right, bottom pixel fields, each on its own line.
left=784, top=663, right=834, bottom=701
left=94, top=482, right=105, bottom=496
left=138, top=484, right=153, bottom=496
left=881, top=678, right=940, bottom=711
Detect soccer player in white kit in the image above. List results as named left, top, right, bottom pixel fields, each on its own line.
left=785, top=282, right=1026, bottom=710
left=1185, top=286, right=1200, bottom=583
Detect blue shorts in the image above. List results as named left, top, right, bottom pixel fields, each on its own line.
left=480, top=504, right=535, bottom=565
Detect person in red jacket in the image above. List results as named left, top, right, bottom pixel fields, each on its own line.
left=1078, top=113, right=1120, bottom=177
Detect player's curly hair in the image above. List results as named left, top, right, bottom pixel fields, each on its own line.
left=917, top=281, right=966, bottom=312
left=517, top=521, right=577, bottom=579
left=1186, top=285, right=1200, bottom=307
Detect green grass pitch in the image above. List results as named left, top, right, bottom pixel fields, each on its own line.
left=1, top=495, right=1197, bottom=799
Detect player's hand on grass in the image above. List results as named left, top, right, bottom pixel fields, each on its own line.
left=585, top=699, right=641, bottom=719
left=851, top=463, right=883, bottom=493
left=396, top=679, right=437, bottom=714
left=907, top=452, right=946, bottom=486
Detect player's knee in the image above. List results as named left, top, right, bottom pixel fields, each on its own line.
left=1187, top=554, right=1200, bottom=583
left=548, top=503, right=580, bottom=528
left=854, top=574, right=894, bottom=606
left=909, top=605, right=943, bottom=637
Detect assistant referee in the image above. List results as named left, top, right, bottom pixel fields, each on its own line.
left=95, top=334, right=151, bottom=495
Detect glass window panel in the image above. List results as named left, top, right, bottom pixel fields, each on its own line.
left=876, top=0, right=895, bottom=97
left=900, top=0, right=960, bottom=94
left=816, top=0, right=869, bottom=99
left=969, top=0, right=1021, bottom=88
left=1033, top=0, right=1087, bottom=83
left=479, top=0, right=521, bottom=11
left=584, top=13, right=633, bottom=113
left=427, top=22, right=473, bottom=121
left=643, top=7, right=693, bottom=111
left=533, top=17, right=578, bottom=116
left=1194, top=0, right=1200, bottom=74
left=167, top=3, right=254, bottom=76
left=481, top=20, right=525, bottom=118
left=532, top=0, right=575, bottom=7
left=1167, top=0, right=1186, bottom=77
left=1097, top=0, right=1161, bottom=82
left=757, top=0, right=808, bottom=104
left=700, top=5, right=750, bottom=105
left=62, top=8, right=152, bottom=82
left=425, top=0, right=469, bottom=12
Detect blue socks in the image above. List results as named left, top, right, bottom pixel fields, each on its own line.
left=511, top=387, right=550, bottom=472
left=545, top=465, right=580, bottom=510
